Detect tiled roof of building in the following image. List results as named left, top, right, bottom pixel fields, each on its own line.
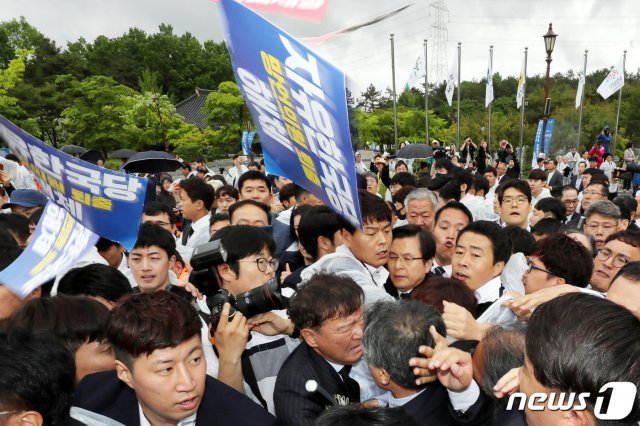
left=175, top=88, right=216, bottom=129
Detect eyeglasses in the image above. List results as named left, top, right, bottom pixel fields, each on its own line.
left=388, top=254, right=424, bottom=264
left=583, top=190, right=605, bottom=197
left=502, top=196, right=529, bottom=205
left=596, top=249, right=629, bottom=268
left=237, top=257, right=279, bottom=272
left=526, top=260, right=555, bottom=276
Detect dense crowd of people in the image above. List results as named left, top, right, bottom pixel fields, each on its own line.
left=1, top=142, right=640, bottom=426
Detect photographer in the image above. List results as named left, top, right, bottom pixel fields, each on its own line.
left=206, top=225, right=299, bottom=414
left=460, top=137, right=477, bottom=168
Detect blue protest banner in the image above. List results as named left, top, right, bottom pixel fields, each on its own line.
left=220, top=0, right=362, bottom=227
left=0, top=115, right=148, bottom=249
left=531, top=118, right=555, bottom=168
left=0, top=202, right=99, bottom=298
left=241, top=130, right=256, bottom=156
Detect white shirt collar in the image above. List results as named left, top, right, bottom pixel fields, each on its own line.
left=138, top=404, right=197, bottom=426
left=431, top=259, right=452, bottom=277
left=387, top=388, right=425, bottom=408
left=474, top=275, right=502, bottom=304
left=327, top=360, right=346, bottom=374
left=191, top=212, right=211, bottom=232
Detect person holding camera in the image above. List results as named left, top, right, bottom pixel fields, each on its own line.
left=460, top=137, right=477, bottom=168
left=224, top=154, right=249, bottom=188
left=206, top=225, right=299, bottom=414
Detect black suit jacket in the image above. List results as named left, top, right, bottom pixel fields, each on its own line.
left=570, top=174, right=584, bottom=192
left=548, top=170, right=564, bottom=192
left=400, top=383, right=458, bottom=424
left=274, top=342, right=356, bottom=426
left=73, top=370, right=275, bottom=425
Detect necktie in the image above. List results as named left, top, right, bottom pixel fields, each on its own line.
left=433, top=266, right=446, bottom=276
left=399, top=292, right=412, bottom=300
left=181, top=224, right=194, bottom=245
left=338, top=365, right=360, bottom=403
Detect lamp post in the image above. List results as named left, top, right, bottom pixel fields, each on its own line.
left=540, top=23, right=557, bottom=155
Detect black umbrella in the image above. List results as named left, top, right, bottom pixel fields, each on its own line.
left=79, top=149, right=106, bottom=165
left=396, top=144, right=433, bottom=159
left=61, top=144, right=87, bottom=155
left=123, top=150, right=183, bottom=173
left=110, top=148, right=137, bottom=159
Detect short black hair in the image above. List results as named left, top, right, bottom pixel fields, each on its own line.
left=434, top=158, right=454, bottom=172
left=58, top=263, right=132, bottom=303
left=434, top=201, right=473, bottom=225
left=457, top=221, right=510, bottom=265
left=212, top=225, right=275, bottom=276
left=143, top=201, right=177, bottom=224
left=238, top=170, right=271, bottom=194
left=392, top=224, right=436, bottom=260
left=586, top=181, right=609, bottom=198
left=107, top=291, right=202, bottom=369
left=339, top=190, right=391, bottom=234
left=278, top=182, right=296, bottom=203
left=228, top=199, right=272, bottom=225
left=497, top=179, right=532, bottom=204
left=0, top=330, right=75, bottom=425
left=527, top=293, right=640, bottom=421
left=180, top=162, right=192, bottom=172
left=528, top=169, right=547, bottom=181
left=530, top=233, right=593, bottom=287
left=437, top=180, right=461, bottom=202
left=560, top=185, right=579, bottom=197
left=471, top=174, right=490, bottom=195
left=390, top=172, right=416, bottom=187
left=298, top=206, right=342, bottom=261
left=209, top=212, right=230, bottom=228
left=316, top=406, right=417, bottom=426
left=583, top=167, right=603, bottom=177
left=95, top=237, right=120, bottom=252
left=288, top=273, right=363, bottom=331
left=133, top=223, right=176, bottom=258
left=8, top=295, right=110, bottom=354
left=534, top=197, right=565, bottom=220
left=451, top=168, right=473, bottom=190
left=289, top=204, right=313, bottom=243
left=504, top=225, right=535, bottom=256
left=611, top=261, right=640, bottom=288
left=179, top=178, right=215, bottom=211
left=0, top=213, right=30, bottom=245
left=531, top=218, right=566, bottom=238
left=483, top=166, right=497, bottom=177
left=613, top=195, right=638, bottom=222
left=215, top=184, right=239, bottom=200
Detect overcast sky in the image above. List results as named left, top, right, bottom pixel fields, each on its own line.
left=4, top=0, right=639, bottom=96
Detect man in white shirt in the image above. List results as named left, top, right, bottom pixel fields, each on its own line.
left=566, top=145, right=581, bottom=175
left=354, top=151, right=368, bottom=174
left=527, top=169, right=551, bottom=206
left=176, top=178, right=215, bottom=260
left=224, top=154, right=249, bottom=188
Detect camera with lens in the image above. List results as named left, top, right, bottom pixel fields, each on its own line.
left=189, top=239, right=289, bottom=329
left=208, top=277, right=288, bottom=329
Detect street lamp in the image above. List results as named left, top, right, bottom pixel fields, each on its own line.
left=541, top=23, right=557, bottom=154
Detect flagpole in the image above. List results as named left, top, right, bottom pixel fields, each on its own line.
left=424, top=39, right=429, bottom=145
left=488, top=45, right=493, bottom=148
left=614, top=50, right=626, bottom=150
left=456, top=42, right=461, bottom=149
left=391, top=33, right=398, bottom=150
left=576, top=50, right=588, bottom=153
left=518, top=47, right=528, bottom=178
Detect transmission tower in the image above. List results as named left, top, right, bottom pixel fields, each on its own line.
left=429, top=0, right=449, bottom=83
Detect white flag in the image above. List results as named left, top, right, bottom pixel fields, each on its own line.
left=405, top=54, right=425, bottom=90
left=597, top=56, right=625, bottom=99
left=575, top=72, right=585, bottom=109
left=445, top=55, right=457, bottom=107
left=516, top=57, right=526, bottom=108
left=485, top=54, right=494, bottom=108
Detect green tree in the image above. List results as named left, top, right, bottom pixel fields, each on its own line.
left=124, top=92, right=185, bottom=151
left=0, top=48, right=29, bottom=107
left=202, top=81, right=248, bottom=154
left=61, top=76, right=138, bottom=153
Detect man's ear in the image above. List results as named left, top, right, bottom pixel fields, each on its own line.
left=491, top=260, right=506, bottom=278
left=26, top=287, right=41, bottom=301
left=317, top=236, right=333, bottom=253
left=340, top=229, right=352, bottom=247
left=168, top=255, right=176, bottom=271
left=195, top=199, right=205, bottom=212
left=375, top=367, right=391, bottom=386
left=16, top=411, right=43, bottom=426
left=216, top=263, right=237, bottom=285
left=301, top=328, right=318, bottom=348
left=115, top=360, right=134, bottom=389
left=554, top=276, right=566, bottom=286
left=560, top=407, right=596, bottom=425
left=619, top=219, right=629, bottom=231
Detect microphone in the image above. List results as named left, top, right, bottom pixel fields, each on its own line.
left=305, top=380, right=337, bottom=406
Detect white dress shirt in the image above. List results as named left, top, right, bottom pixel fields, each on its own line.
left=474, top=275, right=502, bottom=304
left=177, top=213, right=212, bottom=260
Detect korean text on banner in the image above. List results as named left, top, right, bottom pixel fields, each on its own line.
left=0, top=202, right=99, bottom=298
left=220, top=0, right=362, bottom=227
left=0, top=115, right=147, bottom=249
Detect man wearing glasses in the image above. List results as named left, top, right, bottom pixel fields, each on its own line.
left=495, top=180, right=532, bottom=230
left=560, top=186, right=582, bottom=227
left=386, top=224, right=436, bottom=299
left=583, top=200, right=625, bottom=249
left=211, top=225, right=298, bottom=414
left=580, top=180, right=609, bottom=213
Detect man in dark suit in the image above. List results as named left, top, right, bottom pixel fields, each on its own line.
left=72, top=291, right=275, bottom=425
left=362, top=300, right=459, bottom=424
left=545, top=159, right=564, bottom=193
left=384, top=225, right=436, bottom=299
left=274, top=274, right=366, bottom=425
left=561, top=186, right=582, bottom=228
